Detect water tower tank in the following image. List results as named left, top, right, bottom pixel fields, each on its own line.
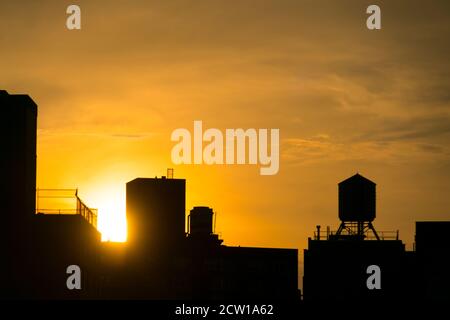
left=338, top=174, right=376, bottom=222
left=189, top=206, right=214, bottom=235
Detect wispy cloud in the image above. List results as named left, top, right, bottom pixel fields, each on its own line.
left=38, top=129, right=157, bottom=140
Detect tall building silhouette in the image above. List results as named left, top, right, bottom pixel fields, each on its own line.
left=126, top=177, right=186, bottom=256
left=121, top=177, right=187, bottom=299
left=1, top=90, right=101, bottom=299
left=0, top=90, right=37, bottom=298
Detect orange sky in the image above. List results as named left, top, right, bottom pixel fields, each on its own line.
left=2, top=0, right=450, bottom=271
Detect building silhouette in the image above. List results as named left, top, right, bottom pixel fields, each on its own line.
left=303, top=174, right=410, bottom=301
left=1, top=90, right=37, bottom=298
left=1, top=90, right=298, bottom=300
left=184, top=205, right=298, bottom=300
left=100, top=177, right=299, bottom=300
left=303, top=173, right=450, bottom=302
left=415, top=221, right=450, bottom=301
left=1, top=90, right=449, bottom=302
left=127, top=177, right=186, bottom=257
left=1, top=91, right=101, bottom=299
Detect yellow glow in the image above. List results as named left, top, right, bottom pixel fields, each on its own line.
left=98, top=201, right=127, bottom=242
left=25, top=0, right=450, bottom=255
left=91, top=188, right=127, bottom=242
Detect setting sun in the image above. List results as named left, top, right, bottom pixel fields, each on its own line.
left=90, top=189, right=127, bottom=242
left=98, top=201, right=127, bottom=242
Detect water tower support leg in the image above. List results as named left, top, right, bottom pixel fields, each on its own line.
left=368, top=222, right=380, bottom=240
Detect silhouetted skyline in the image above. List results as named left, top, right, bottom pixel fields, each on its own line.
left=1, top=1, right=449, bottom=253
left=2, top=90, right=449, bottom=301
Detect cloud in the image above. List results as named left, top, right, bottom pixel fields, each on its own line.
left=38, top=129, right=156, bottom=140
left=417, top=143, right=445, bottom=154
left=356, top=114, right=450, bottom=143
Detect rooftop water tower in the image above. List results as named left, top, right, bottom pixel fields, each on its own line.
left=187, top=206, right=223, bottom=246
left=189, top=206, right=214, bottom=236
left=335, top=173, right=380, bottom=240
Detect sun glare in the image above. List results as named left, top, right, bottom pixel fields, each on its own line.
left=96, top=193, right=127, bottom=242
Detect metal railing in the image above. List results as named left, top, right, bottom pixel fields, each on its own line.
left=76, top=195, right=98, bottom=228
left=36, top=188, right=98, bottom=229
left=314, top=229, right=399, bottom=240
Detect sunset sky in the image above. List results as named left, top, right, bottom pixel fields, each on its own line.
left=1, top=0, right=450, bottom=275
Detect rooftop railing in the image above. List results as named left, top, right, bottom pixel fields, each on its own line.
left=36, top=188, right=98, bottom=229
left=314, top=229, right=399, bottom=241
